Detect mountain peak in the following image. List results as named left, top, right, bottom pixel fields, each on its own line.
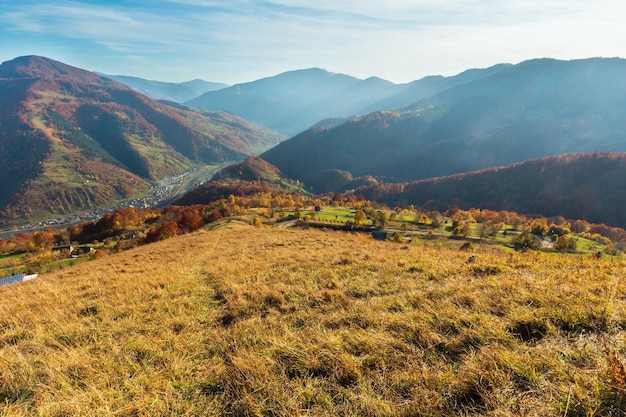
left=278, top=67, right=332, bottom=77
left=242, top=67, right=356, bottom=87
left=0, top=55, right=99, bottom=81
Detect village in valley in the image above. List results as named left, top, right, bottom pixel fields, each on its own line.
left=1, top=187, right=619, bottom=284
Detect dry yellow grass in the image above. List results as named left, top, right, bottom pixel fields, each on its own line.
left=1, top=226, right=626, bottom=416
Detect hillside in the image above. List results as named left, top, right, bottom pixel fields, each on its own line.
left=2, top=226, right=626, bottom=416
left=98, top=73, right=228, bottom=102
left=354, top=152, right=626, bottom=229
left=173, top=157, right=302, bottom=206
left=358, top=63, right=511, bottom=114
left=210, top=156, right=290, bottom=183
left=0, top=56, right=284, bottom=223
left=261, top=58, right=626, bottom=189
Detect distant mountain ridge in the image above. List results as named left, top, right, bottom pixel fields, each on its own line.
left=5, top=54, right=626, bottom=229
left=0, top=55, right=284, bottom=224
left=358, top=63, right=512, bottom=114
left=97, top=73, right=228, bottom=103
left=186, top=68, right=370, bottom=135
left=261, top=57, right=626, bottom=190
left=186, top=66, right=508, bottom=136
left=177, top=152, right=626, bottom=229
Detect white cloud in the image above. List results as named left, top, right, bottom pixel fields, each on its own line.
left=3, top=12, right=46, bottom=32
left=94, top=41, right=134, bottom=53
left=1, top=0, right=626, bottom=83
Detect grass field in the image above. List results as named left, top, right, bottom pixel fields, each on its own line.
left=1, top=225, right=626, bottom=416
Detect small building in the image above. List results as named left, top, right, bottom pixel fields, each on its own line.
left=372, top=230, right=388, bottom=241
left=0, top=273, right=37, bottom=287
left=52, top=245, right=74, bottom=256
left=72, top=246, right=95, bottom=257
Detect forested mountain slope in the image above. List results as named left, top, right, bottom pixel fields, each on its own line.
left=355, top=153, right=626, bottom=228
left=262, top=58, right=626, bottom=190
left=0, top=55, right=284, bottom=223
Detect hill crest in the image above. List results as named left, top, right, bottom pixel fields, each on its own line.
left=0, top=55, right=102, bottom=81
left=186, top=68, right=394, bottom=136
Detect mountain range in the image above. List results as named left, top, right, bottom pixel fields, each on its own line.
left=0, top=56, right=283, bottom=224
left=97, top=73, right=228, bottom=103
left=261, top=58, right=626, bottom=191
left=185, top=65, right=507, bottom=136
left=3, top=55, right=626, bottom=228
left=354, top=152, right=626, bottom=228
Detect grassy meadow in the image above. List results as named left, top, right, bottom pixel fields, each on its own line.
left=1, top=224, right=626, bottom=416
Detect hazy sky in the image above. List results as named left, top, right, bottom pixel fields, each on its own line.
left=1, top=0, right=624, bottom=85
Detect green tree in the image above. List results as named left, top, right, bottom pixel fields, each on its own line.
left=453, top=222, right=471, bottom=237
left=374, top=211, right=388, bottom=228
left=354, top=210, right=367, bottom=225
left=530, top=219, right=549, bottom=236
left=515, top=229, right=541, bottom=249
left=555, top=235, right=577, bottom=252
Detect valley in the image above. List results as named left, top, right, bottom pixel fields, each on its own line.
left=2, top=53, right=626, bottom=416
left=0, top=56, right=284, bottom=226
left=0, top=164, right=224, bottom=238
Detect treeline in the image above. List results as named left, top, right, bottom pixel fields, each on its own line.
left=462, top=207, right=624, bottom=251
left=0, top=185, right=355, bottom=257
left=353, top=153, right=626, bottom=230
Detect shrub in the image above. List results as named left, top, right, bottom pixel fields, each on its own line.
left=145, top=221, right=180, bottom=242
left=554, top=235, right=577, bottom=253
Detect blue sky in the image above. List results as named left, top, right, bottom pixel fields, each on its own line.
left=1, top=0, right=624, bottom=85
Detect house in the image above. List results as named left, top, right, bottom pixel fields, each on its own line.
left=52, top=245, right=74, bottom=256
left=72, top=246, right=95, bottom=257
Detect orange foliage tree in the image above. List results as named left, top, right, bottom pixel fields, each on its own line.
left=145, top=221, right=181, bottom=243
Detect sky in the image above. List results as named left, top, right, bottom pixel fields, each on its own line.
left=1, top=0, right=625, bottom=85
